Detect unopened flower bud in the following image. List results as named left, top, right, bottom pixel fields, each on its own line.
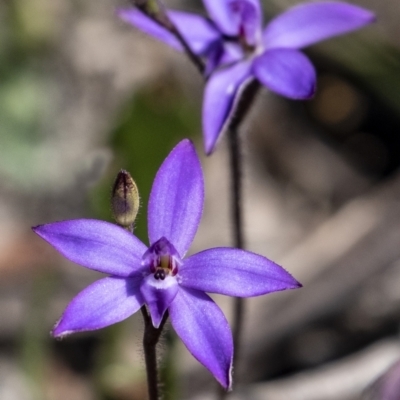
left=111, top=170, right=140, bottom=229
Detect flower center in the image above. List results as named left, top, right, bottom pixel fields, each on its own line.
left=238, top=25, right=256, bottom=54
left=153, top=255, right=174, bottom=280
left=142, top=237, right=181, bottom=280
left=229, top=0, right=258, bottom=53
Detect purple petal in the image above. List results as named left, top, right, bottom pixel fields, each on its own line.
left=220, top=42, right=244, bottom=65
left=202, top=61, right=252, bottom=154
left=52, top=276, right=144, bottom=337
left=180, top=248, right=301, bottom=296
left=204, top=41, right=244, bottom=77
left=148, top=140, right=203, bottom=257
left=202, top=0, right=238, bottom=36
left=140, top=274, right=179, bottom=328
left=117, top=8, right=220, bottom=54
left=252, top=48, right=316, bottom=99
left=203, top=0, right=262, bottom=43
left=33, top=219, right=147, bottom=277
left=117, top=8, right=181, bottom=50
left=204, top=40, right=225, bottom=77
left=263, top=2, right=375, bottom=49
left=229, top=0, right=262, bottom=46
left=169, top=287, right=233, bottom=389
left=169, top=11, right=222, bottom=54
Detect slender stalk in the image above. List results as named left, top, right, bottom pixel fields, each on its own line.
left=141, top=307, right=169, bottom=400
left=215, top=126, right=245, bottom=400
left=218, top=82, right=260, bottom=399
left=227, top=125, right=245, bottom=355
left=227, top=126, right=245, bottom=251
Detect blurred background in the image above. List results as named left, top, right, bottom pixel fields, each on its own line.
left=1, top=0, right=400, bottom=399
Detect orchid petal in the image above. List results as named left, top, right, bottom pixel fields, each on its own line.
left=140, top=275, right=179, bottom=328
left=169, top=11, right=221, bottom=54
left=52, top=276, right=144, bottom=337
left=204, top=41, right=245, bottom=76
left=33, top=219, right=147, bottom=277
left=263, top=2, right=375, bottom=49
left=169, top=287, right=233, bottom=389
left=117, top=8, right=220, bottom=54
left=180, top=248, right=301, bottom=296
left=202, top=0, right=238, bottom=36
left=229, top=0, right=263, bottom=46
left=220, top=42, right=244, bottom=65
left=203, top=0, right=262, bottom=42
left=204, top=41, right=225, bottom=77
left=203, top=60, right=252, bottom=154
left=148, top=140, right=203, bottom=257
left=117, top=8, right=181, bottom=50
left=252, top=48, right=315, bottom=99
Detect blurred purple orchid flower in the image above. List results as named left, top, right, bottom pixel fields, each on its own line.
left=118, top=1, right=374, bottom=154
left=33, top=139, right=300, bottom=388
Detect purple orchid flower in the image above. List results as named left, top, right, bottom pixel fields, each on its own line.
left=117, top=1, right=375, bottom=154
left=33, top=139, right=300, bottom=388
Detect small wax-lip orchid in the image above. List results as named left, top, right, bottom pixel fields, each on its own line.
left=117, top=1, right=375, bottom=154
left=33, top=139, right=301, bottom=388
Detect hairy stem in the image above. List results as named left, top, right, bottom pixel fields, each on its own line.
left=141, top=307, right=169, bottom=400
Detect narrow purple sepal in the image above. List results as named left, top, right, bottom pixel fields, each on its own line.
left=203, top=0, right=262, bottom=43
left=229, top=0, right=263, bottom=46
left=203, top=61, right=252, bottom=154
left=168, top=11, right=221, bottom=54
left=180, top=247, right=301, bottom=296
left=32, top=219, right=147, bottom=277
left=117, top=8, right=181, bottom=50
left=147, top=140, right=204, bottom=257
left=169, top=287, right=233, bottom=389
left=204, top=41, right=245, bottom=76
left=263, top=1, right=375, bottom=49
left=220, top=42, right=244, bottom=65
left=202, top=0, right=239, bottom=36
left=52, top=276, right=144, bottom=337
left=252, top=48, right=316, bottom=99
left=140, top=275, right=179, bottom=328
left=204, top=40, right=225, bottom=77
left=117, top=8, right=220, bottom=54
